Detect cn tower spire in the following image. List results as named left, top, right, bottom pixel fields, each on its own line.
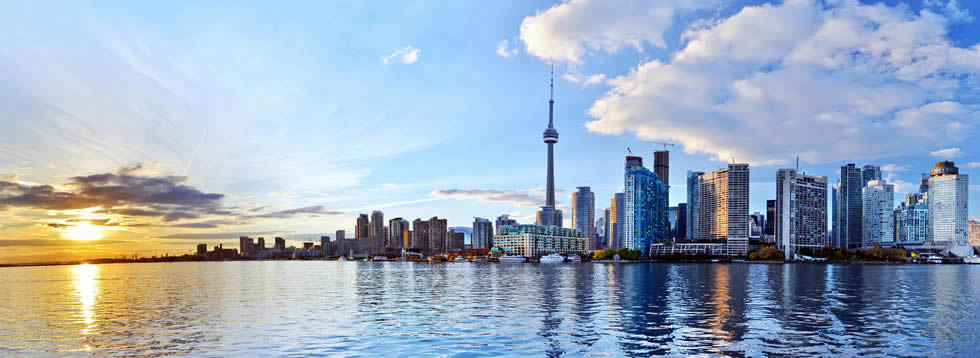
left=549, top=64, right=554, bottom=128
left=542, top=65, right=559, bottom=210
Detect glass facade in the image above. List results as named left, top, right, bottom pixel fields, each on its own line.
left=928, top=166, right=969, bottom=246
left=624, top=167, right=669, bottom=255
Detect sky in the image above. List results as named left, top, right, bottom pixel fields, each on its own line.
left=1, top=0, right=979, bottom=264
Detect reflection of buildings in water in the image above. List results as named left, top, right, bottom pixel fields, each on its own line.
left=568, top=265, right=599, bottom=348
left=537, top=266, right=564, bottom=356
left=71, top=264, right=99, bottom=351
left=708, top=265, right=732, bottom=344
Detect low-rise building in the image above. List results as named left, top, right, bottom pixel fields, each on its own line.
left=492, top=224, right=588, bottom=257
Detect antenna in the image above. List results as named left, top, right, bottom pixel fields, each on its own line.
left=550, top=64, right=554, bottom=101
left=796, top=156, right=799, bottom=171
left=627, top=147, right=632, bottom=155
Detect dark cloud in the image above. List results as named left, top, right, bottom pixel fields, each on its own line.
left=66, top=218, right=113, bottom=226
left=249, top=205, right=343, bottom=219
left=0, top=165, right=224, bottom=222
left=169, top=219, right=240, bottom=229
left=156, top=231, right=286, bottom=240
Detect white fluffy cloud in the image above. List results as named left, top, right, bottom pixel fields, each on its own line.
left=582, top=0, right=980, bottom=165
left=966, top=162, right=980, bottom=168
left=519, top=0, right=717, bottom=64
left=930, top=147, right=961, bottom=158
left=382, top=46, right=420, bottom=65
left=496, top=40, right=520, bottom=58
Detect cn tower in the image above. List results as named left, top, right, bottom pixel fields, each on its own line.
left=537, top=66, right=562, bottom=227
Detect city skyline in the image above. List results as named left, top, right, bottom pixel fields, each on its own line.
left=2, top=0, right=980, bottom=264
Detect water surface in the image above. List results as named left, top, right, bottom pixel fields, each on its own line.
left=1, top=262, right=978, bottom=356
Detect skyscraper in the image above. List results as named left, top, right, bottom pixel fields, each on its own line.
left=928, top=161, right=970, bottom=256
left=653, top=150, right=669, bottom=186
left=776, top=168, right=828, bottom=258
left=676, top=203, right=687, bottom=240
left=970, top=220, right=980, bottom=247
left=239, top=236, right=255, bottom=257
left=596, top=215, right=606, bottom=247
left=472, top=217, right=493, bottom=249
left=412, top=219, right=430, bottom=252
left=602, top=208, right=610, bottom=247
left=257, top=237, right=266, bottom=250
left=536, top=69, right=563, bottom=227
left=320, top=236, right=330, bottom=257
left=624, top=165, right=669, bottom=255
left=765, top=200, right=776, bottom=240
left=370, top=211, right=384, bottom=252
left=571, top=186, right=596, bottom=249
left=356, top=214, right=369, bottom=239
left=698, top=163, right=750, bottom=255
left=609, top=192, right=625, bottom=249
left=895, top=193, right=928, bottom=243
left=836, top=164, right=864, bottom=249
left=428, top=217, right=448, bottom=255
left=275, top=236, right=286, bottom=251
left=446, top=228, right=465, bottom=252
left=862, top=179, right=894, bottom=248
left=861, top=165, right=882, bottom=187
left=687, top=170, right=704, bottom=239
left=389, top=217, right=409, bottom=248
left=495, top=215, right=518, bottom=235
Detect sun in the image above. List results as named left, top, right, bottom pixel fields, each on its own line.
left=64, top=222, right=104, bottom=241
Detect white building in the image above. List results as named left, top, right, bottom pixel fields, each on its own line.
left=776, top=169, right=828, bottom=259
left=698, top=164, right=750, bottom=256
left=928, top=161, right=970, bottom=256
left=862, top=179, right=894, bottom=248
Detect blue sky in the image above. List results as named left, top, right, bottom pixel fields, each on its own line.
left=0, top=0, right=978, bottom=263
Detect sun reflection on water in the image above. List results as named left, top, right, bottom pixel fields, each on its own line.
left=72, top=264, right=99, bottom=340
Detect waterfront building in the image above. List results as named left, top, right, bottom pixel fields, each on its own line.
left=257, top=237, right=265, bottom=250
left=428, top=217, right=448, bottom=255
left=686, top=171, right=704, bottom=239
left=928, top=161, right=971, bottom=256
left=765, top=199, right=775, bottom=241
left=571, top=186, right=596, bottom=249
left=602, top=208, right=610, bottom=246
left=196, top=244, right=207, bottom=256
left=370, top=211, right=384, bottom=253
left=472, top=217, right=494, bottom=249
left=675, top=203, right=687, bottom=240
left=775, top=169, right=828, bottom=258
left=836, top=164, right=864, bottom=249
left=536, top=70, right=563, bottom=227
left=335, top=230, right=345, bottom=241
left=412, top=219, right=430, bottom=253
left=654, top=150, right=669, bottom=186
left=862, top=179, right=895, bottom=248
left=275, top=237, right=286, bottom=251
left=609, top=192, right=625, bottom=249
left=389, top=217, right=410, bottom=248
left=970, top=220, right=980, bottom=247
left=895, top=193, right=929, bottom=243
left=596, top=215, right=606, bottom=247
left=750, top=212, right=765, bottom=239
left=239, top=236, right=255, bottom=257
left=495, top=215, right=518, bottom=235
left=320, top=236, right=330, bottom=257
left=356, top=214, right=369, bottom=239
left=668, top=206, right=678, bottom=239
left=493, top=224, right=588, bottom=257
left=446, top=228, right=466, bottom=252
left=624, top=165, right=669, bottom=255
left=698, top=164, right=750, bottom=255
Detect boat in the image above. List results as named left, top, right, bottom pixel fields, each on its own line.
left=453, top=256, right=468, bottom=262
left=498, top=255, right=526, bottom=263
left=338, top=256, right=348, bottom=262
left=964, top=256, right=980, bottom=264
left=469, top=256, right=489, bottom=263
left=565, top=254, right=581, bottom=262
left=539, top=253, right=564, bottom=263
left=372, top=256, right=388, bottom=261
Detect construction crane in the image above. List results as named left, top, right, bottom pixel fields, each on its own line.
left=655, top=142, right=675, bottom=152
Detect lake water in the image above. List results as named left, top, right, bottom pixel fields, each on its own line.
left=1, top=262, right=979, bottom=357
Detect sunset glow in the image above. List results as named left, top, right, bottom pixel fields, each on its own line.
left=63, top=222, right=105, bottom=242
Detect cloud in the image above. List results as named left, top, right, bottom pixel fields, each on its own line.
left=496, top=40, right=520, bottom=58
left=563, top=72, right=607, bottom=86
left=0, top=164, right=225, bottom=223
left=881, top=164, right=909, bottom=173
left=581, top=0, right=980, bottom=165
left=248, top=205, right=343, bottom=219
left=432, top=189, right=547, bottom=207
left=0, top=239, right=127, bottom=247
left=519, top=0, right=716, bottom=64
left=382, top=46, right=421, bottom=65
left=925, top=0, right=973, bottom=23
left=966, top=162, right=980, bottom=168
left=156, top=231, right=284, bottom=240
left=930, top=148, right=961, bottom=158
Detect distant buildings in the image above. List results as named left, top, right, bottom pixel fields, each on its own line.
left=275, top=237, right=286, bottom=251
left=863, top=179, right=894, bottom=248
left=493, top=224, right=588, bottom=257
left=674, top=203, right=687, bottom=240
left=775, top=168, right=828, bottom=258
left=765, top=199, right=775, bottom=241
left=686, top=170, right=703, bottom=239
left=928, top=161, right=970, bottom=256
left=698, top=164, right=750, bottom=255
left=653, top=150, right=669, bottom=186
left=320, top=236, right=330, bottom=257
left=356, top=214, right=369, bottom=239
left=370, top=211, right=384, bottom=254
left=623, top=162, right=669, bottom=254
left=571, top=186, right=596, bottom=249
left=196, top=243, right=207, bottom=256
left=239, top=236, right=255, bottom=257
left=835, top=164, right=870, bottom=249
left=970, top=220, right=980, bottom=247
left=412, top=218, right=430, bottom=253
left=472, top=217, right=493, bottom=249
left=428, top=217, right=448, bottom=255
